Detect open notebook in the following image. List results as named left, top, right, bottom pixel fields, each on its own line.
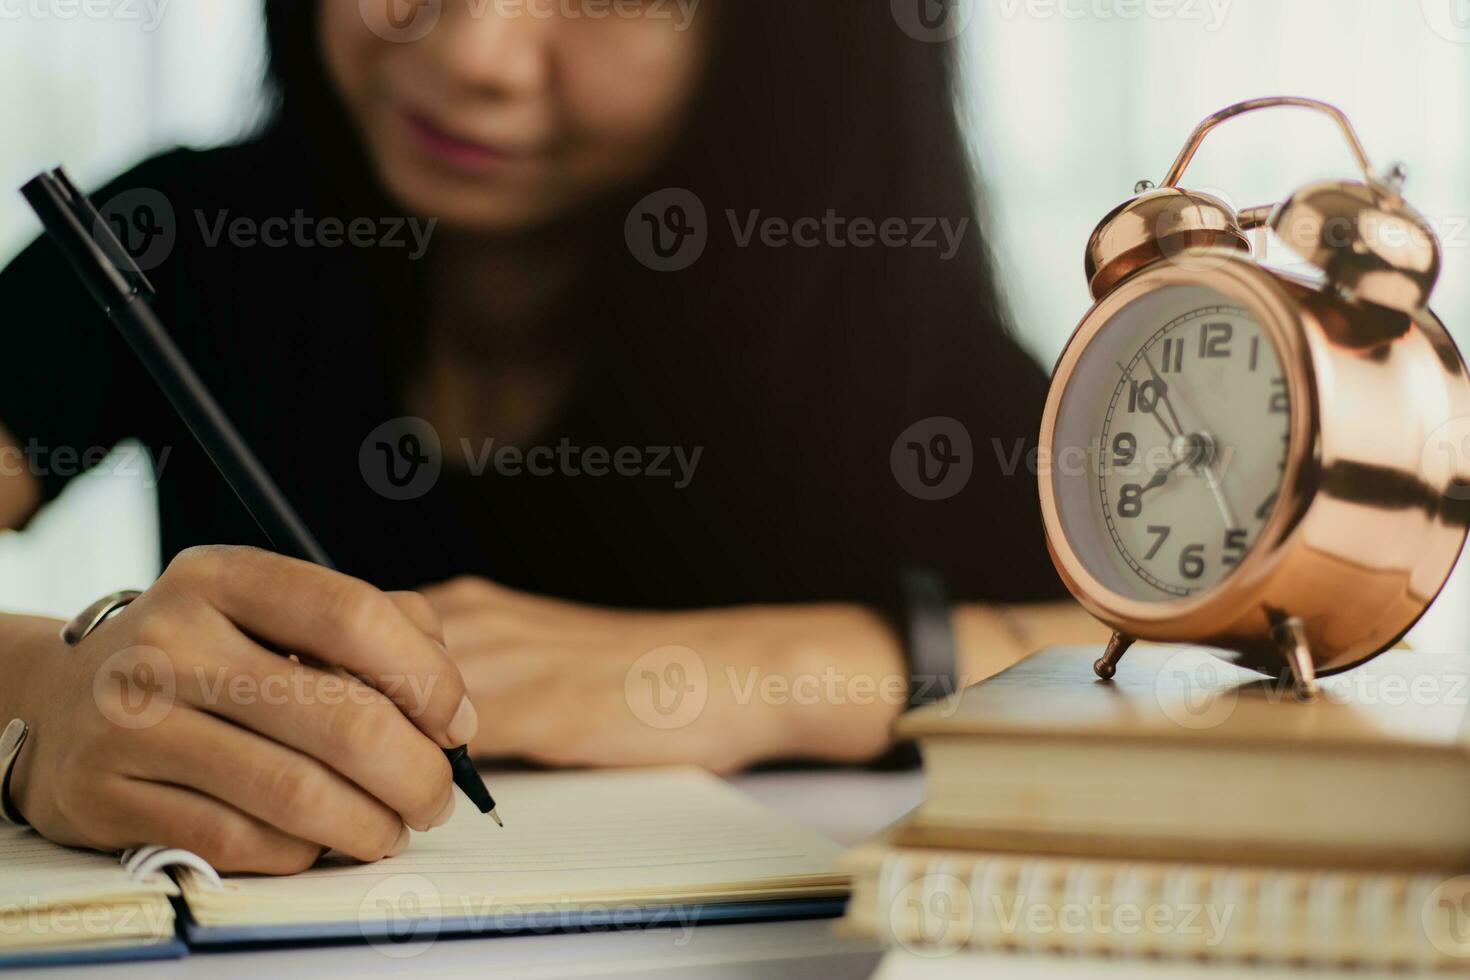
left=0, top=824, right=184, bottom=967
left=1, top=767, right=848, bottom=967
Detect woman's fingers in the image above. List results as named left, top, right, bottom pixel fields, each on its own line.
left=424, top=576, right=646, bottom=632
left=168, top=621, right=455, bottom=833
left=443, top=633, right=551, bottom=698
left=96, top=777, right=325, bottom=875
left=158, top=547, right=473, bottom=749
left=418, top=576, right=503, bottom=616
left=127, top=708, right=418, bottom=859
left=386, top=591, right=445, bottom=646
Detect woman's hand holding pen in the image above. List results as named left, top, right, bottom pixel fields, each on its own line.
left=422, top=577, right=909, bottom=773
left=6, top=546, right=478, bottom=874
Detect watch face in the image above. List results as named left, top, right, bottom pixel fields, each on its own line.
left=1050, top=283, right=1293, bottom=601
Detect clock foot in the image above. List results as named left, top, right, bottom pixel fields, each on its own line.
left=1093, top=632, right=1135, bottom=680
left=1273, top=617, right=1319, bottom=701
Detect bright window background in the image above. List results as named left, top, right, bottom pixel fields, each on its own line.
left=0, top=0, right=264, bottom=616
left=0, top=0, right=1465, bottom=648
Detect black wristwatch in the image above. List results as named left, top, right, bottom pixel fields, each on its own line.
left=865, top=569, right=957, bottom=770
left=894, top=568, right=958, bottom=709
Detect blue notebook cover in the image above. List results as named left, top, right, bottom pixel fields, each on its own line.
left=0, top=936, right=189, bottom=969
left=0, top=899, right=844, bottom=964
left=181, top=897, right=848, bottom=949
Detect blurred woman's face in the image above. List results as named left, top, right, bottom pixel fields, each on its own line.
left=321, top=0, right=712, bottom=230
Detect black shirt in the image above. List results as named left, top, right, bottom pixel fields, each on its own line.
left=0, top=138, right=1064, bottom=608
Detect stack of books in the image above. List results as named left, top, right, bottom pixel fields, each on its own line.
left=839, top=646, right=1470, bottom=972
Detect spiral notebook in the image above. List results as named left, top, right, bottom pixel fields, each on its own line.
left=0, top=824, right=186, bottom=967
left=0, top=767, right=849, bottom=967
left=840, top=830, right=1467, bottom=969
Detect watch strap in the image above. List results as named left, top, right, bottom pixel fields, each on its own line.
left=896, top=568, right=957, bottom=709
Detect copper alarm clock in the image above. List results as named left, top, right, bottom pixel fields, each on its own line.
left=1038, top=96, right=1470, bottom=697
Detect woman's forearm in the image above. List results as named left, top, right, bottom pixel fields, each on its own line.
left=746, top=604, right=908, bottom=763
left=0, top=613, right=75, bottom=818
left=423, top=581, right=1109, bottom=772
left=0, top=613, right=63, bottom=725
left=0, top=424, right=43, bottom=530
left=716, top=600, right=1105, bottom=762
left=953, top=600, right=1111, bottom=683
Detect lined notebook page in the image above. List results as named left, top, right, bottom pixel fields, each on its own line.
left=0, top=826, right=177, bottom=952
left=0, top=825, right=176, bottom=907
left=182, top=767, right=847, bottom=926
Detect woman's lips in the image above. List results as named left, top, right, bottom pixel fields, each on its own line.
left=400, top=110, right=519, bottom=171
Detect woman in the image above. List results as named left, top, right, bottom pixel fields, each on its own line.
left=0, top=1, right=1093, bottom=873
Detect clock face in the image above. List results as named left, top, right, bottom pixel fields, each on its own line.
left=1051, top=284, right=1293, bottom=601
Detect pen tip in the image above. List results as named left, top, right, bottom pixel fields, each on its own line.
left=490, top=808, right=504, bottom=828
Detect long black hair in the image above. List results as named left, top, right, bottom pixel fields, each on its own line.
left=260, top=1, right=1011, bottom=345
left=259, top=0, right=1060, bottom=603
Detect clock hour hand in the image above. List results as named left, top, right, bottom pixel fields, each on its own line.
left=1139, top=456, right=1188, bottom=496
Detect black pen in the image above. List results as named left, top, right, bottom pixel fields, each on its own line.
left=21, top=167, right=502, bottom=828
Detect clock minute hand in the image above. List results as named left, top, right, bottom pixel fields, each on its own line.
left=1204, top=464, right=1241, bottom=530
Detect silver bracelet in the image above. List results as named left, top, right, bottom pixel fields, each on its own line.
left=1, top=718, right=29, bottom=826
left=60, top=590, right=144, bottom=647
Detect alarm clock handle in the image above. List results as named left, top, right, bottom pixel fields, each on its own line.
left=1159, top=96, right=1386, bottom=195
